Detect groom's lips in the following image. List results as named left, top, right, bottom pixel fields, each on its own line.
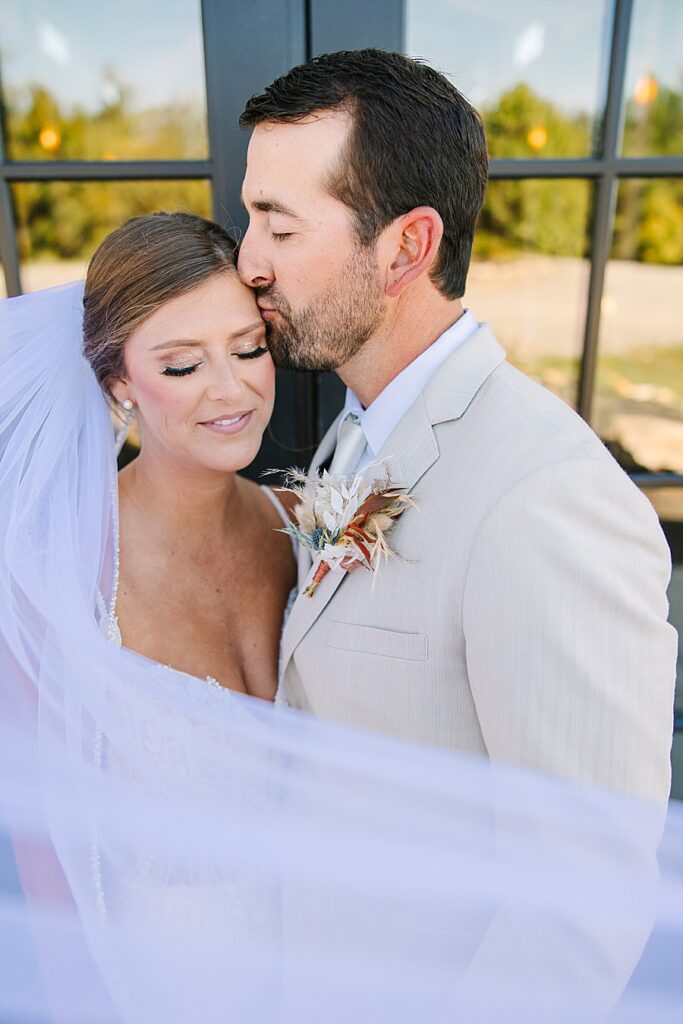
left=257, top=300, right=278, bottom=321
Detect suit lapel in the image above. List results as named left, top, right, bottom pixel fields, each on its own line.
left=280, top=398, right=440, bottom=673
left=281, top=323, right=506, bottom=673
left=282, top=411, right=343, bottom=671
left=294, top=414, right=341, bottom=584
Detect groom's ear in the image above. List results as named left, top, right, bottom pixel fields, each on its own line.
left=384, top=207, right=444, bottom=298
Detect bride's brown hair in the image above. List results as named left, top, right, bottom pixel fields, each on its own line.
left=82, top=211, right=239, bottom=399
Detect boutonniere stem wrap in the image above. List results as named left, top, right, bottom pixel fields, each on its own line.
left=276, top=467, right=415, bottom=598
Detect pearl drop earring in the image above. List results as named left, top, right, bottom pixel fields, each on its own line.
left=115, top=400, right=136, bottom=456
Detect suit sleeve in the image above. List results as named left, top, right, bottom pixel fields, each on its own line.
left=462, top=454, right=677, bottom=803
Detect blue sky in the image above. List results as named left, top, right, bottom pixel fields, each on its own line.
left=0, top=0, right=680, bottom=117
left=406, top=0, right=683, bottom=114
left=0, top=0, right=207, bottom=111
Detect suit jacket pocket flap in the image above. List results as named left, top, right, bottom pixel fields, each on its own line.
left=327, top=621, right=428, bottom=662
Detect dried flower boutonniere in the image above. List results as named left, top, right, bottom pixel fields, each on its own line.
left=276, top=467, right=415, bottom=598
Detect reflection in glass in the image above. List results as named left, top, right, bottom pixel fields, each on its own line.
left=622, top=0, right=683, bottom=158
left=406, top=0, right=610, bottom=158
left=0, top=0, right=208, bottom=160
left=593, top=180, right=683, bottom=478
left=465, top=179, right=591, bottom=407
left=12, top=180, right=213, bottom=291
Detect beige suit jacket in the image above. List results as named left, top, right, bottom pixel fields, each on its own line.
left=278, top=324, right=677, bottom=802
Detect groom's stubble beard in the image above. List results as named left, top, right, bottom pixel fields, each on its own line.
left=258, top=242, right=385, bottom=372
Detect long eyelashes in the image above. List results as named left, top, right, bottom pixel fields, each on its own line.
left=162, top=364, right=199, bottom=377
left=237, top=346, right=269, bottom=360
left=161, top=347, right=269, bottom=377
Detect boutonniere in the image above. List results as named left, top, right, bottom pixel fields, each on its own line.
left=277, top=466, right=415, bottom=598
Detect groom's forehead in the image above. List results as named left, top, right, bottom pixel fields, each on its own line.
left=244, top=111, right=351, bottom=183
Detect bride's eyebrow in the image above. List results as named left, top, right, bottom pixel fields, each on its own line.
left=150, top=322, right=265, bottom=352
left=150, top=339, right=202, bottom=352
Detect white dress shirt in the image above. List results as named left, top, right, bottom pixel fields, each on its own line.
left=336, top=309, right=478, bottom=473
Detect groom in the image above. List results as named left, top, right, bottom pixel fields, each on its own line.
left=238, top=49, right=676, bottom=803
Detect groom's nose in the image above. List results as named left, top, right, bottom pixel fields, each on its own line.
left=237, top=228, right=274, bottom=289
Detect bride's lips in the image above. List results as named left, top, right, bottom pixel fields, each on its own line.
left=198, top=411, right=254, bottom=435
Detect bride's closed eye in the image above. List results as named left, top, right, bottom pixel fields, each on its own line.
left=162, top=364, right=200, bottom=377
left=237, top=345, right=269, bottom=360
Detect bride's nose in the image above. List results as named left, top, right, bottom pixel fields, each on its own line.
left=204, top=360, right=245, bottom=403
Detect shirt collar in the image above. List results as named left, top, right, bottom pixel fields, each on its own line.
left=339, top=309, right=478, bottom=456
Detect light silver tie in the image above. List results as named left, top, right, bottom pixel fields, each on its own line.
left=329, top=412, right=367, bottom=477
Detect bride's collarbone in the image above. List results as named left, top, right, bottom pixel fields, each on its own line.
left=116, top=543, right=286, bottom=641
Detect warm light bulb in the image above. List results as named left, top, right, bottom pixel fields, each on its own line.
left=39, top=126, right=61, bottom=151
left=634, top=75, right=658, bottom=106
left=527, top=126, right=548, bottom=150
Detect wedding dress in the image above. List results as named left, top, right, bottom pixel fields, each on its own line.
left=90, top=482, right=290, bottom=1013
left=2, top=281, right=683, bottom=1024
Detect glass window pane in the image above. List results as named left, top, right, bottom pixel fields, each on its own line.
left=593, top=179, right=683, bottom=483
left=12, top=179, right=213, bottom=290
left=659, top=532, right=683, bottom=801
left=622, top=0, right=683, bottom=158
left=465, top=179, right=592, bottom=407
left=0, top=0, right=208, bottom=160
left=406, top=0, right=611, bottom=158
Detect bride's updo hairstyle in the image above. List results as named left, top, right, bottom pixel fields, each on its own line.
left=83, top=211, right=239, bottom=400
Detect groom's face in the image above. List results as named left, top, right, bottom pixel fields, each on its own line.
left=239, top=110, right=385, bottom=372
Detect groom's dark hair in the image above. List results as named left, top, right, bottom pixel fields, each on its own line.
left=240, top=49, right=488, bottom=300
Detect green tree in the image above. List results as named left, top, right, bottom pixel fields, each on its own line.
left=6, top=84, right=211, bottom=261
left=484, top=82, right=591, bottom=160
left=476, top=85, right=591, bottom=260
left=616, top=78, right=683, bottom=265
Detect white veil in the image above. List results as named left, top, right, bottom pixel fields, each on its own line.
left=1, top=282, right=683, bottom=1023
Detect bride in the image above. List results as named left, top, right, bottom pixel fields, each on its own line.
left=0, top=213, right=303, bottom=1021
left=82, top=211, right=296, bottom=694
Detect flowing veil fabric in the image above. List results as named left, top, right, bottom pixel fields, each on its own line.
left=1, top=282, right=683, bottom=1023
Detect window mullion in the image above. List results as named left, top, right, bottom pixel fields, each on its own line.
left=578, top=0, right=634, bottom=422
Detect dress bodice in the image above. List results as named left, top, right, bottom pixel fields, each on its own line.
left=89, top=486, right=290, bottom=942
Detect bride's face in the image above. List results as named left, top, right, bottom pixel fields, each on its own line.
left=111, top=273, right=275, bottom=474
